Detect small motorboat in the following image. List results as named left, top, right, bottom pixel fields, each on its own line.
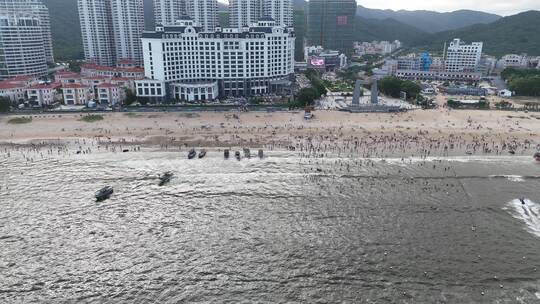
left=258, top=149, right=264, bottom=159
left=243, top=148, right=251, bottom=158
left=224, top=149, right=230, bottom=159
left=95, top=186, right=113, bottom=202
left=534, top=152, right=540, bottom=162
left=198, top=149, right=207, bottom=159
left=159, top=171, right=173, bottom=186
left=188, top=149, right=196, bottom=159
left=235, top=151, right=241, bottom=160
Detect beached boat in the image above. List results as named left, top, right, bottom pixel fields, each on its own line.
left=198, top=149, right=207, bottom=159
left=534, top=152, right=540, bottom=162
left=188, top=149, right=196, bottom=159
left=224, top=149, right=230, bottom=159
left=95, top=186, right=113, bottom=202
left=159, top=172, right=173, bottom=186
left=235, top=151, right=241, bottom=160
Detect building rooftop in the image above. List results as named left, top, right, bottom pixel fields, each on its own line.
left=27, top=82, right=61, bottom=90
left=62, top=83, right=90, bottom=89
left=0, top=81, right=25, bottom=90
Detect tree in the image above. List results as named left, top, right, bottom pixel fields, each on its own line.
left=0, top=96, right=10, bottom=113
left=296, top=88, right=319, bottom=106
left=68, top=60, right=81, bottom=73
left=379, top=76, right=402, bottom=98
left=400, top=81, right=421, bottom=100
left=124, top=88, right=137, bottom=106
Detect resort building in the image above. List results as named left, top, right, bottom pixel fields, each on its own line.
left=61, top=83, right=92, bottom=105
left=25, top=83, right=61, bottom=106
left=136, top=17, right=295, bottom=103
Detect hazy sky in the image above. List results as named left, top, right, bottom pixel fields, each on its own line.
left=217, top=0, right=539, bottom=16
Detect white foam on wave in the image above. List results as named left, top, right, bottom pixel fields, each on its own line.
left=508, top=199, right=540, bottom=238
left=489, top=175, right=525, bottom=182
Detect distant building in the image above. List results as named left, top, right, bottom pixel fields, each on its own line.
left=229, top=0, right=292, bottom=28
left=445, top=38, right=483, bottom=73
left=0, top=0, right=54, bottom=62
left=307, top=0, right=356, bottom=55
left=78, top=0, right=144, bottom=66
left=0, top=0, right=53, bottom=79
left=137, top=18, right=295, bottom=102
left=154, top=0, right=186, bottom=25
left=305, top=46, right=347, bottom=71
left=229, top=0, right=262, bottom=28
left=263, top=0, right=293, bottom=27
left=185, top=0, right=218, bottom=31
left=354, top=40, right=401, bottom=56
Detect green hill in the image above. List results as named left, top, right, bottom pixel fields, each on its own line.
left=353, top=17, right=426, bottom=45
left=42, top=0, right=83, bottom=61
left=357, top=6, right=501, bottom=33
left=412, top=11, right=540, bottom=57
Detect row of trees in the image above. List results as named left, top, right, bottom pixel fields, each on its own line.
left=502, top=68, right=540, bottom=97
left=378, top=76, right=421, bottom=100
left=293, top=69, right=328, bottom=108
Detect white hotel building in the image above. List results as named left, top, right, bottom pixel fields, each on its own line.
left=136, top=17, right=295, bottom=103
left=445, top=38, right=483, bottom=73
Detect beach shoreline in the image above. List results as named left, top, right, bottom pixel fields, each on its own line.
left=1, top=109, right=540, bottom=158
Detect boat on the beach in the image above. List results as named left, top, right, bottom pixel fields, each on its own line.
left=235, top=151, right=241, bottom=160
left=258, top=149, right=264, bottom=159
left=243, top=148, right=251, bottom=158
left=534, top=152, right=540, bottom=162
left=198, top=149, right=207, bottom=159
left=95, top=186, right=113, bottom=202
left=159, top=172, right=173, bottom=186
left=188, top=149, right=196, bottom=159
left=224, top=149, right=230, bottom=159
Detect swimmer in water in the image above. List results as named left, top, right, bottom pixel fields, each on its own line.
left=520, top=197, right=526, bottom=205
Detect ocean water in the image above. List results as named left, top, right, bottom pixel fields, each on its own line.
left=1, top=147, right=540, bottom=303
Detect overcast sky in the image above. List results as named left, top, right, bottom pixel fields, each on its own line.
left=217, top=0, right=539, bottom=17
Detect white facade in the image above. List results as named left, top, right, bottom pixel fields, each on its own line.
left=445, top=38, right=483, bottom=73
left=229, top=0, right=262, bottom=28
left=78, top=0, right=144, bottom=66
left=78, top=0, right=115, bottom=66
left=26, top=83, right=60, bottom=106
left=263, top=0, right=293, bottom=27
left=140, top=18, right=295, bottom=101
left=0, top=13, right=48, bottom=79
left=110, top=0, right=145, bottom=66
left=62, top=84, right=92, bottom=105
left=171, top=81, right=219, bottom=101
left=0, top=0, right=53, bottom=62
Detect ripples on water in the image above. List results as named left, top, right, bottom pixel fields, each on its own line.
left=1, top=149, right=540, bottom=303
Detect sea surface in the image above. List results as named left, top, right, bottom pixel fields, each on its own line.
left=1, top=148, right=540, bottom=303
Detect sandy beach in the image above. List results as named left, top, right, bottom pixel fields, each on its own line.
left=1, top=109, right=540, bottom=157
